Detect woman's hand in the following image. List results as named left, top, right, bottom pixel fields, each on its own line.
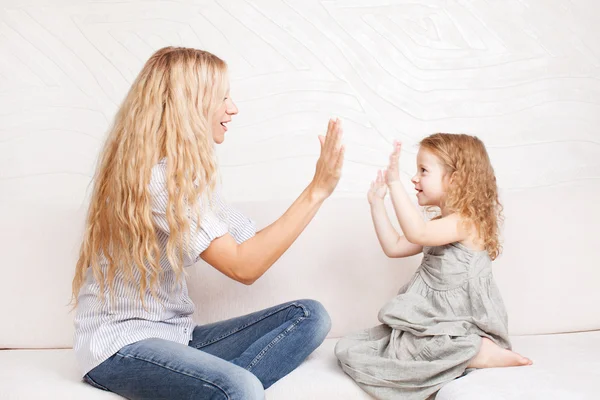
left=368, top=169, right=388, bottom=205
left=385, top=140, right=402, bottom=185
left=309, top=118, right=345, bottom=202
left=202, top=120, right=345, bottom=284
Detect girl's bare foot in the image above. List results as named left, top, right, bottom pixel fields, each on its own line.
left=468, top=337, right=533, bottom=369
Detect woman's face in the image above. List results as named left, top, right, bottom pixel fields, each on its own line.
left=212, top=87, right=238, bottom=144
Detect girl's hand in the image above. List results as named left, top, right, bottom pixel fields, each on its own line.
left=385, top=140, right=402, bottom=185
left=368, top=169, right=388, bottom=204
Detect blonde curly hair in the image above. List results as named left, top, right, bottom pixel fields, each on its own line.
left=72, top=47, right=228, bottom=306
left=420, top=133, right=503, bottom=260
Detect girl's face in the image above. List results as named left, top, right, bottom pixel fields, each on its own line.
left=411, top=148, right=450, bottom=207
left=212, top=86, right=238, bottom=144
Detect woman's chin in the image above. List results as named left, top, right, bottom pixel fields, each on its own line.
left=212, top=134, right=225, bottom=144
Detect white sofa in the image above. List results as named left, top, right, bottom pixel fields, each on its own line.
left=2, top=183, right=599, bottom=399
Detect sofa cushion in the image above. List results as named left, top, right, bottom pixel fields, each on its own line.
left=1, top=332, right=599, bottom=399
left=2, top=186, right=600, bottom=348
left=437, top=330, right=600, bottom=400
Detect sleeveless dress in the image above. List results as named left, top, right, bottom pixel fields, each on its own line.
left=335, top=242, right=511, bottom=400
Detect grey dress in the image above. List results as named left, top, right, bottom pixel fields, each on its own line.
left=335, top=242, right=511, bottom=400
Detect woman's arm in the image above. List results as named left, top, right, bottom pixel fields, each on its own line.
left=200, top=119, right=345, bottom=285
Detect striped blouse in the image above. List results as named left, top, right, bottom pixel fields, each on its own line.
left=73, top=159, right=256, bottom=376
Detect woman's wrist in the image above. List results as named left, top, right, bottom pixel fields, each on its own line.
left=306, top=182, right=329, bottom=205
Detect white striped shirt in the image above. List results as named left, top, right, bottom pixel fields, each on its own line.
left=73, top=159, right=256, bottom=376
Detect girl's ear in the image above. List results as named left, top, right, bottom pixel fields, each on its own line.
left=443, top=171, right=455, bottom=189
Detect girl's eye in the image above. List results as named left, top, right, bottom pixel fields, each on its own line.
left=421, top=168, right=427, bottom=173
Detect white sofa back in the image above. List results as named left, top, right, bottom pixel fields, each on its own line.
left=1, top=182, right=599, bottom=349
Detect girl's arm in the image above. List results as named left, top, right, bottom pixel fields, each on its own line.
left=371, top=200, right=423, bottom=257
left=368, top=170, right=422, bottom=258
left=386, top=141, right=468, bottom=247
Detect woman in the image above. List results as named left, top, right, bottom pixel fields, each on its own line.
left=72, top=46, right=345, bottom=399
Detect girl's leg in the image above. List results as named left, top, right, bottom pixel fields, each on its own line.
left=189, top=299, right=331, bottom=388
left=467, top=337, right=533, bottom=368
left=84, top=338, right=264, bottom=400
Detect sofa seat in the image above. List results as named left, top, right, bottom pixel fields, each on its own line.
left=1, top=330, right=599, bottom=399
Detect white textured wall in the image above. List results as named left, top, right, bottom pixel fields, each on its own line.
left=2, top=0, right=599, bottom=202
left=1, top=0, right=600, bottom=346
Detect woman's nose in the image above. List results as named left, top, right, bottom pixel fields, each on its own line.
left=227, top=99, right=238, bottom=115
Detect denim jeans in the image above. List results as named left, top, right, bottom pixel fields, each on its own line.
left=83, top=299, right=331, bottom=399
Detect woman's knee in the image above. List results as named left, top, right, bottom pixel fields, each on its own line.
left=221, top=368, right=264, bottom=400
left=298, top=299, right=332, bottom=341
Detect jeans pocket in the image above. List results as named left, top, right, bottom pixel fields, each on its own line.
left=83, top=374, right=110, bottom=391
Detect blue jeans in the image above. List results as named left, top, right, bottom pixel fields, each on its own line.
left=83, top=299, right=331, bottom=399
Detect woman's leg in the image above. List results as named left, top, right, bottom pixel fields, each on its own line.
left=190, top=299, right=331, bottom=388
left=84, top=338, right=264, bottom=400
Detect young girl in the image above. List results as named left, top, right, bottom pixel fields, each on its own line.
left=335, top=134, right=532, bottom=400
left=72, top=47, right=345, bottom=399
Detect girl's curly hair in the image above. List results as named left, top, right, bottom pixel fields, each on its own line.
left=420, top=133, right=503, bottom=260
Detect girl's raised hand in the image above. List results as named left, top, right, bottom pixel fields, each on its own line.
left=385, top=140, right=402, bottom=185
left=368, top=169, right=388, bottom=205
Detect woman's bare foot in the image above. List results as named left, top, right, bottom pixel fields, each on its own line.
left=467, top=337, right=533, bottom=369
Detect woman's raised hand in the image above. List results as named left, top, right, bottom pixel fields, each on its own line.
left=309, top=118, right=345, bottom=201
